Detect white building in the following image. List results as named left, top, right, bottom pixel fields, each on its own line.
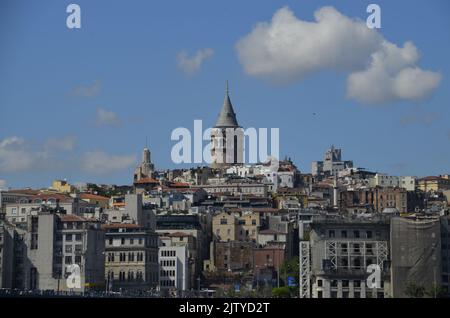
left=159, top=245, right=189, bottom=292
left=369, top=174, right=416, bottom=191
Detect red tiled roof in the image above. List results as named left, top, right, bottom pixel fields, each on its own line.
left=420, top=176, right=444, bottom=181
left=79, top=193, right=110, bottom=200
left=134, top=177, right=159, bottom=184
left=169, top=182, right=190, bottom=188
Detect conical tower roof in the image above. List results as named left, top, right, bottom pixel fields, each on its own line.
left=215, top=81, right=239, bottom=127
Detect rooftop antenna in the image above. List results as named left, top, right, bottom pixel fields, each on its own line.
left=145, top=136, right=148, bottom=149
left=226, top=80, right=229, bottom=95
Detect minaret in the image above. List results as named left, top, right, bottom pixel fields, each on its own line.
left=210, top=81, right=243, bottom=169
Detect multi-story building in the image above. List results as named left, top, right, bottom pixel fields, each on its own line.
left=4, top=194, right=99, bottom=227
left=212, top=211, right=260, bottom=242
left=340, top=187, right=408, bottom=213
left=193, top=182, right=268, bottom=198
left=418, top=176, right=450, bottom=192
left=50, top=179, right=75, bottom=194
left=103, top=223, right=159, bottom=291
left=0, top=221, right=14, bottom=288
left=305, top=215, right=391, bottom=298
left=22, top=210, right=105, bottom=292
left=312, top=145, right=353, bottom=179
left=369, top=174, right=416, bottom=191
left=156, top=213, right=209, bottom=285
left=159, top=244, right=189, bottom=293
left=390, top=216, right=442, bottom=297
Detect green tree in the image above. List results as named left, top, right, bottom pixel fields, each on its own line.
left=272, top=286, right=291, bottom=298
left=404, top=283, right=426, bottom=298
left=425, top=284, right=446, bottom=298
left=280, top=258, right=299, bottom=288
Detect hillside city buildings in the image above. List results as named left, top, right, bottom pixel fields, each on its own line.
left=1, top=86, right=449, bottom=298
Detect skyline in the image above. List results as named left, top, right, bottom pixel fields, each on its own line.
left=1, top=0, right=450, bottom=189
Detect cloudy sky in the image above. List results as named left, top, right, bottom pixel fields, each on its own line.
left=0, top=0, right=449, bottom=189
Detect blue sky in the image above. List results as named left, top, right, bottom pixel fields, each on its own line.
left=0, top=0, right=449, bottom=189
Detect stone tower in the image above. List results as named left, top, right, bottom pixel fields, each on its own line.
left=210, top=81, right=244, bottom=169
left=134, top=146, right=155, bottom=181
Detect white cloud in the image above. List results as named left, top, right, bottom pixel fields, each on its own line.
left=0, top=179, right=7, bottom=189
left=177, top=48, right=214, bottom=76
left=72, top=80, right=101, bottom=97
left=0, top=137, right=35, bottom=172
left=81, top=151, right=136, bottom=175
left=347, top=41, right=442, bottom=103
left=96, top=108, right=120, bottom=126
left=0, top=136, right=76, bottom=173
left=44, top=136, right=77, bottom=152
left=236, top=6, right=441, bottom=104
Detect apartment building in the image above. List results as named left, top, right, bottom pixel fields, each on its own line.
left=159, top=244, right=189, bottom=293
left=103, top=223, right=159, bottom=291
left=23, top=210, right=105, bottom=292
left=306, top=216, right=391, bottom=298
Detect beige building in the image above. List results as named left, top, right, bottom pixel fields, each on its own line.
left=79, top=193, right=110, bottom=209
left=103, top=223, right=159, bottom=291
left=51, top=180, right=75, bottom=194
left=418, top=176, right=450, bottom=192
left=212, top=211, right=260, bottom=242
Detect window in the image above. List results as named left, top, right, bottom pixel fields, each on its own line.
left=331, top=280, right=338, bottom=287
left=65, top=245, right=72, bottom=253
left=75, top=255, right=81, bottom=264
left=130, top=238, right=134, bottom=245
left=220, top=218, right=228, bottom=225
left=66, top=234, right=72, bottom=242
left=139, top=238, right=143, bottom=245
left=317, top=279, right=323, bottom=287
left=317, top=291, right=323, bottom=298
left=341, top=230, right=347, bottom=238
left=342, top=280, right=349, bottom=287
left=354, top=292, right=360, bottom=298
left=109, top=238, right=113, bottom=245
left=354, top=280, right=361, bottom=288
left=366, top=231, right=373, bottom=239
left=353, top=230, right=360, bottom=238
left=65, top=256, right=72, bottom=264
left=21, top=208, right=26, bottom=214
left=252, top=219, right=257, bottom=225
left=75, top=234, right=82, bottom=241
left=121, top=238, right=125, bottom=245
left=11, top=207, right=17, bottom=214
left=330, top=291, right=337, bottom=298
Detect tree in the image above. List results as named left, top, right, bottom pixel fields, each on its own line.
left=404, top=283, right=425, bottom=298
left=280, top=258, right=299, bottom=290
left=272, top=286, right=290, bottom=298
left=425, top=284, right=446, bottom=298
